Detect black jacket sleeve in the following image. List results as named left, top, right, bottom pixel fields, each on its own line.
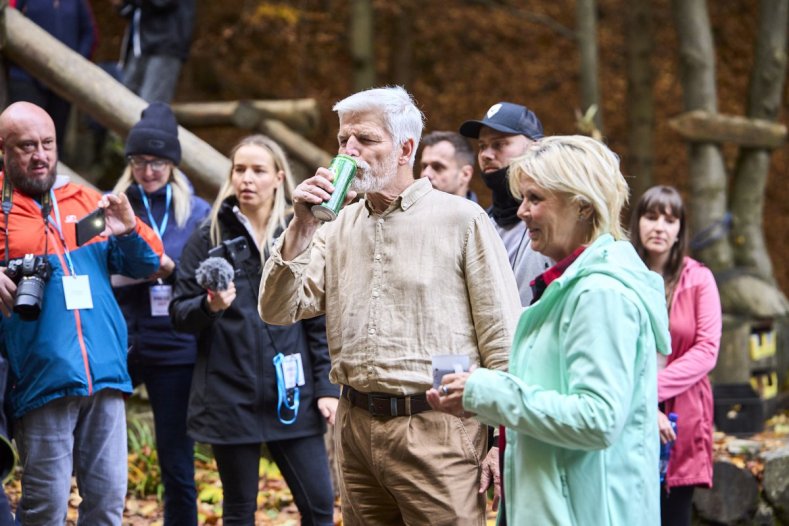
left=169, top=226, right=221, bottom=333
left=302, top=315, right=338, bottom=399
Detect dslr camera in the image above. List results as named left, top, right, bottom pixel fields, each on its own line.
left=5, top=253, right=51, bottom=321
left=207, top=236, right=251, bottom=268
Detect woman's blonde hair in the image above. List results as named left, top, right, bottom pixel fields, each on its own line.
left=208, top=134, right=294, bottom=251
left=113, top=164, right=193, bottom=228
left=508, top=135, right=629, bottom=242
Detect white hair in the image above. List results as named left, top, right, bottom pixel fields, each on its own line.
left=332, top=86, right=425, bottom=166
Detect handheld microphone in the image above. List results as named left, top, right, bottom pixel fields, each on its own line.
left=195, top=257, right=234, bottom=292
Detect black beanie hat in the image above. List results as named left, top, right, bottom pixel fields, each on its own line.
left=125, top=102, right=182, bottom=165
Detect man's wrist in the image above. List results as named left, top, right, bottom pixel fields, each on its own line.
left=282, top=218, right=319, bottom=261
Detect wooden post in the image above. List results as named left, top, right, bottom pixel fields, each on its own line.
left=0, top=7, right=229, bottom=197
left=668, top=110, right=787, bottom=149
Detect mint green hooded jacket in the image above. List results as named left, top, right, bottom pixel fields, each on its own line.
left=464, top=235, right=671, bottom=526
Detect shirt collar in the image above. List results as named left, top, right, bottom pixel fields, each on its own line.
left=363, top=177, right=432, bottom=216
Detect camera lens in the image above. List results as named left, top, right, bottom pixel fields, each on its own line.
left=14, top=276, right=46, bottom=321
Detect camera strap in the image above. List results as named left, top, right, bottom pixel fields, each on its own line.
left=2, top=175, right=13, bottom=264
left=1, top=176, right=51, bottom=265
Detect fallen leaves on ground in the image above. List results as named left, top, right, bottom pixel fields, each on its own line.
left=4, top=455, right=502, bottom=525
left=712, top=410, right=789, bottom=483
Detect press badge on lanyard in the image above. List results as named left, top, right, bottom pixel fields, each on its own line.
left=63, top=275, right=93, bottom=310
left=140, top=184, right=172, bottom=317
left=149, top=282, right=172, bottom=316
left=273, top=353, right=305, bottom=425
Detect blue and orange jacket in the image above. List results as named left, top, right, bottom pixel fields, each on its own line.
left=0, top=175, right=163, bottom=419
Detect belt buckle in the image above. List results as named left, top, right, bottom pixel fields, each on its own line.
left=368, top=395, right=398, bottom=418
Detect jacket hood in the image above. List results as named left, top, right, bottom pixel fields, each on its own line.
left=553, top=234, right=671, bottom=355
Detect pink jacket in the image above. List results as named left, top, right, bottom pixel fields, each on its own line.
left=659, top=257, right=721, bottom=488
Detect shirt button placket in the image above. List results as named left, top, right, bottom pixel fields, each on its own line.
left=367, top=218, right=384, bottom=383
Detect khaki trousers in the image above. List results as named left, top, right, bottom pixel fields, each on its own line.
left=335, top=395, right=487, bottom=526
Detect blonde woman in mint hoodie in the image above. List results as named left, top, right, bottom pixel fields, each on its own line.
left=631, top=185, right=721, bottom=526
left=427, top=135, right=671, bottom=526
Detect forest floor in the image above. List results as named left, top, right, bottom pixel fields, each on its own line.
left=3, top=454, right=499, bottom=525
left=2, top=411, right=785, bottom=525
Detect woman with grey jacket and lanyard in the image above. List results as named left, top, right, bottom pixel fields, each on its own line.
left=170, top=135, right=337, bottom=526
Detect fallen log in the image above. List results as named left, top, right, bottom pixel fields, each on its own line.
left=258, top=118, right=333, bottom=177
left=172, top=99, right=320, bottom=136
left=172, top=101, right=262, bottom=129
left=0, top=6, right=230, bottom=197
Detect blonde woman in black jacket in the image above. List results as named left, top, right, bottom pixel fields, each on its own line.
left=170, top=135, right=337, bottom=526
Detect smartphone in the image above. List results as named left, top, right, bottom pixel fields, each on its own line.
left=75, top=208, right=106, bottom=246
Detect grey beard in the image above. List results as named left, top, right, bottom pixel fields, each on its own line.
left=350, top=156, right=397, bottom=194
left=6, top=163, right=56, bottom=197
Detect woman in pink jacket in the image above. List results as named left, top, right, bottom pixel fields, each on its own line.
left=631, top=185, right=721, bottom=526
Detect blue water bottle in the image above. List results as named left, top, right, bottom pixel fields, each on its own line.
left=659, top=412, right=678, bottom=484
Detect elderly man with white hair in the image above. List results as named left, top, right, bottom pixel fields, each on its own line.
left=259, top=86, right=519, bottom=525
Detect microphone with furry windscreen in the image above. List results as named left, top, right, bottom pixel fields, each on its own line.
left=195, top=257, right=234, bottom=292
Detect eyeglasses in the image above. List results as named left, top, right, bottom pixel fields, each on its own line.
left=128, top=157, right=170, bottom=173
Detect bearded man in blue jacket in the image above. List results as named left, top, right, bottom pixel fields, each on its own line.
left=0, top=102, right=163, bottom=525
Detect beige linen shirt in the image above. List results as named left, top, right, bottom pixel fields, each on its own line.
left=259, top=177, right=520, bottom=395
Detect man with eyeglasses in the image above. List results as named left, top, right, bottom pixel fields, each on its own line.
left=0, top=101, right=163, bottom=524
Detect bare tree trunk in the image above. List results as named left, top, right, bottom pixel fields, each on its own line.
left=625, top=0, right=654, bottom=204
left=351, top=0, right=375, bottom=91
left=730, top=0, right=788, bottom=281
left=391, top=2, right=413, bottom=86
left=576, top=0, right=603, bottom=134
left=671, top=0, right=733, bottom=271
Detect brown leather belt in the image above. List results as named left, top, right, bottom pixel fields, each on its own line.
left=342, top=385, right=432, bottom=418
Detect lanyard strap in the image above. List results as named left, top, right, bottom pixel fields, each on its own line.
left=273, top=353, right=300, bottom=425
left=137, top=183, right=171, bottom=240
left=42, top=190, right=75, bottom=275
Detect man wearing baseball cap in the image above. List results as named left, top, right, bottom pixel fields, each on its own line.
left=460, top=102, right=553, bottom=307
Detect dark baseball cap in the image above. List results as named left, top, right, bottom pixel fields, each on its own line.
left=459, top=102, right=544, bottom=140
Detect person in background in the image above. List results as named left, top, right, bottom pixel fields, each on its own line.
left=419, top=130, right=477, bottom=201
left=170, top=135, right=337, bottom=526
left=259, top=86, right=519, bottom=525
left=427, top=135, right=670, bottom=526
left=7, top=0, right=97, bottom=157
left=630, top=185, right=721, bottom=526
left=113, top=0, right=196, bottom=103
left=112, top=102, right=210, bottom=526
left=0, top=101, right=162, bottom=524
left=459, top=102, right=552, bottom=307
left=0, top=355, right=16, bottom=526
